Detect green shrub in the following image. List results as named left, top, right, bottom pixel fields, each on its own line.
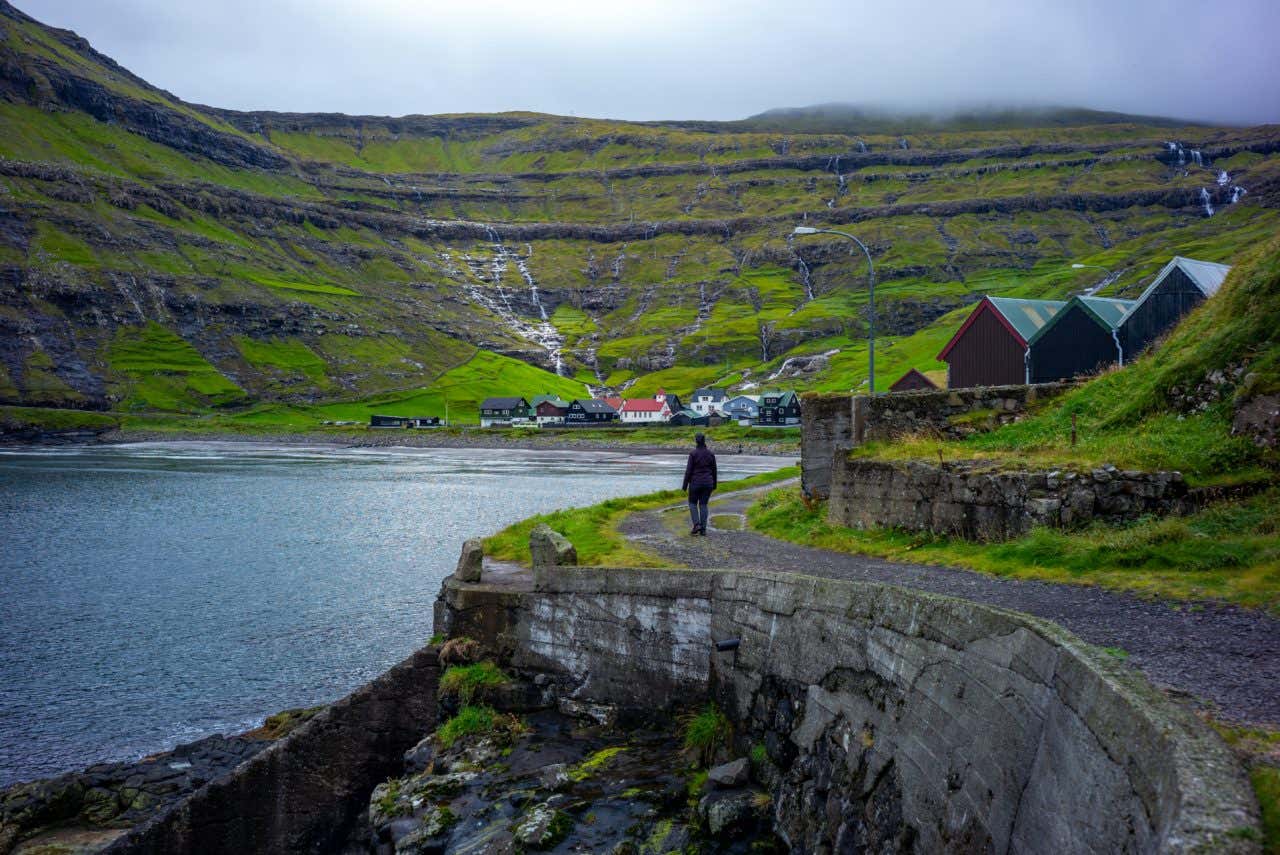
left=435, top=705, right=524, bottom=749
left=439, top=661, right=509, bottom=704
left=682, top=704, right=732, bottom=768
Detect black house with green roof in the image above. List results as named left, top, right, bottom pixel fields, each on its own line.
left=1026, top=296, right=1135, bottom=383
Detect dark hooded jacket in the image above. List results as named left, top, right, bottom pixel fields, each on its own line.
left=682, top=446, right=718, bottom=490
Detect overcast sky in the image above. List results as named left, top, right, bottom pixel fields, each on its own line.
left=16, top=0, right=1280, bottom=125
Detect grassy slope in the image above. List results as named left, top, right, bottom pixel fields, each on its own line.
left=3, top=4, right=1280, bottom=432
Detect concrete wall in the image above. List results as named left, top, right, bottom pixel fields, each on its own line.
left=829, top=458, right=1191, bottom=540
left=801, top=384, right=1070, bottom=498
left=437, top=567, right=1260, bottom=854
left=104, top=647, right=440, bottom=855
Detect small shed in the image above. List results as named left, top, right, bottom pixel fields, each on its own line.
left=668, top=409, right=710, bottom=427
left=937, top=297, right=1065, bottom=388
left=1120, top=256, right=1231, bottom=356
left=1026, top=296, right=1135, bottom=383
left=889, top=369, right=939, bottom=392
left=370, top=414, right=407, bottom=428
left=407, top=416, right=442, bottom=428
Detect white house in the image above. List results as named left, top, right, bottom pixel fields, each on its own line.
left=689, top=387, right=727, bottom=416
left=618, top=398, right=670, bottom=424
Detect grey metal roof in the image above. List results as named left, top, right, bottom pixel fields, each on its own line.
left=480, top=396, right=527, bottom=410
left=691, top=387, right=727, bottom=401
left=572, top=398, right=618, bottom=414
left=1120, top=255, right=1232, bottom=322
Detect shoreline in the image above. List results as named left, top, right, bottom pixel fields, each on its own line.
left=5, top=426, right=801, bottom=458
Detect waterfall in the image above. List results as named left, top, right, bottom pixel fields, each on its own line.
left=1230, top=185, right=1247, bottom=204
left=1190, top=150, right=1203, bottom=168
left=1199, top=187, right=1215, bottom=217
left=458, top=228, right=566, bottom=375
left=611, top=247, right=626, bottom=280
left=856, top=140, right=867, bottom=153
left=787, top=234, right=815, bottom=302
left=899, top=138, right=910, bottom=150
left=1217, top=170, right=1230, bottom=186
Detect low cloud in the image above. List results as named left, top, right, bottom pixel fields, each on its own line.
left=17, top=0, right=1280, bottom=125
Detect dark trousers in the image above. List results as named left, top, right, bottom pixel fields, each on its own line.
left=688, top=484, right=714, bottom=530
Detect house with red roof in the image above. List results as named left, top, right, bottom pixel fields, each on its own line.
left=619, top=397, right=671, bottom=424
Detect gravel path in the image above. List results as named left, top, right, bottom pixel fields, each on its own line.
left=620, top=484, right=1280, bottom=727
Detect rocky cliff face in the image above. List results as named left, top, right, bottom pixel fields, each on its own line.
left=1, top=0, right=1278, bottom=414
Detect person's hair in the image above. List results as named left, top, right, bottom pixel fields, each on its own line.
left=694, top=432, right=706, bottom=447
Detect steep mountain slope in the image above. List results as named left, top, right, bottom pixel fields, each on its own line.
left=1, top=0, right=1278, bottom=423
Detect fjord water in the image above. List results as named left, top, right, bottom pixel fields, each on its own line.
left=0, top=442, right=787, bottom=787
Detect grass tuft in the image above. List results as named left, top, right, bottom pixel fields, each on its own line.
left=439, top=661, right=509, bottom=705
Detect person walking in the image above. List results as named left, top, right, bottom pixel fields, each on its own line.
left=682, top=432, right=718, bottom=536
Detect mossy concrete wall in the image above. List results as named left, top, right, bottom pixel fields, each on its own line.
left=437, top=567, right=1260, bottom=853
left=101, top=647, right=440, bottom=855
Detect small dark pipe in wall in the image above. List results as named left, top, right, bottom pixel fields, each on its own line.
left=714, top=637, right=741, bottom=669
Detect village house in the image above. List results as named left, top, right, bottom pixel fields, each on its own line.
left=654, top=388, right=683, bottom=413
left=889, top=368, right=939, bottom=392
left=565, top=398, right=619, bottom=425
left=689, top=387, right=727, bottom=416
left=1120, top=256, right=1230, bottom=356
left=757, top=390, right=801, bottom=426
left=534, top=398, right=569, bottom=426
left=1026, top=296, right=1135, bottom=383
left=479, top=396, right=531, bottom=427
left=619, top=398, right=670, bottom=424
left=721, top=395, right=760, bottom=422
left=937, top=296, right=1066, bottom=388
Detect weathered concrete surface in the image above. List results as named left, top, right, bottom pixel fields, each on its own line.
left=799, top=393, right=852, bottom=499
left=100, top=647, right=440, bottom=855
left=437, top=565, right=1261, bottom=853
left=830, top=457, right=1191, bottom=540
left=801, top=384, right=1070, bottom=497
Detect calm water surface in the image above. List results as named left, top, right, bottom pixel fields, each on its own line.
left=0, top=441, right=788, bottom=786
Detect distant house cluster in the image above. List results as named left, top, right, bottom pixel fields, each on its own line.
left=934, top=256, right=1230, bottom=389
left=474, top=387, right=801, bottom=429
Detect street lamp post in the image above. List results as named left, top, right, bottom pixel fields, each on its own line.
left=793, top=226, right=877, bottom=394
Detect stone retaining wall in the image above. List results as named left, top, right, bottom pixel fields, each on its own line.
left=102, top=647, right=440, bottom=855
left=437, top=566, right=1260, bottom=853
left=829, top=457, right=1190, bottom=540
left=801, top=384, right=1071, bottom=498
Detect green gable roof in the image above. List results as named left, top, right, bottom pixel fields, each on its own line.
left=986, top=297, right=1068, bottom=342
left=1026, top=295, right=1137, bottom=346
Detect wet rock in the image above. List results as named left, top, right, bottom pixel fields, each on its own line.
left=530, top=524, right=577, bottom=568
left=537, top=763, right=570, bottom=792
left=454, top=539, right=483, bottom=583
left=512, top=802, right=572, bottom=849
left=700, top=789, right=759, bottom=837
left=402, top=738, right=436, bottom=774
left=557, top=698, right=616, bottom=726
left=707, top=758, right=749, bottom=789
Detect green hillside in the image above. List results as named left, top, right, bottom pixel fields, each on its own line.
left=1, top=0, right=1278, bottom=428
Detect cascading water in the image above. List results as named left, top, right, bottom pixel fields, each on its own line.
left=856, top=140, right=867, bottom=153
left=458, top=228, right=566, bottom=375
left=1199, top=188, right=1215, bottom=217
left=1218, top=170, right=1230, bottom=186
left=1231, top=186, right=1247, bottom=204
left=787, top=234, right=815, bottom=302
